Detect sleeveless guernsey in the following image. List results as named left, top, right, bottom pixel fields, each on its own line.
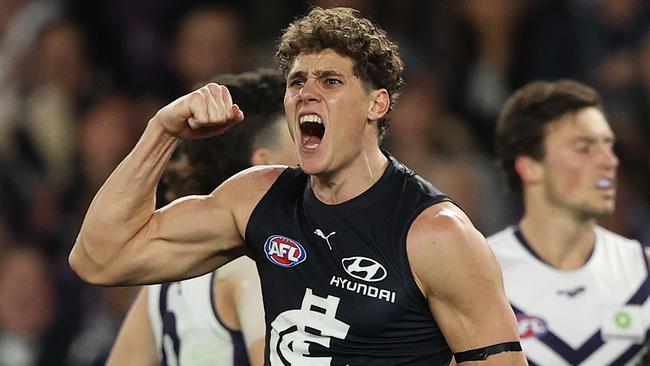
left=246, top=153, right=453, bottom=365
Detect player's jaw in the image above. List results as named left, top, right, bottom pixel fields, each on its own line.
left=589, top=173, right=617, bottom=215
left=548, top=173, right=618, bottom=219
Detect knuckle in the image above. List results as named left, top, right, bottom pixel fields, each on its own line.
left=189, top=90, right=203, bottom=100
left=207, top=83, right=222, bottom=95
left=199, top=87, right=211, bottom=97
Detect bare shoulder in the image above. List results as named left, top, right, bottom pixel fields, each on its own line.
left=218, top=164, right=288, bottom=199
left=213, top=165, right=289, bottom=232
left=406, top=201, right=499, bottom=297
left=407, top=201, right=486, bottom=256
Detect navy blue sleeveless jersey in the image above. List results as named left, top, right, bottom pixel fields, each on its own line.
left=245, top=153, right=454, bottom=365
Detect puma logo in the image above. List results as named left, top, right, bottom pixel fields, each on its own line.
left=314, top=229, right=336, bottom=250
left=557, top=286, right=586, bottom=298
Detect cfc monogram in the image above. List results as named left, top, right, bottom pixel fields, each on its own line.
left=269, top=288, right=350, bottom=364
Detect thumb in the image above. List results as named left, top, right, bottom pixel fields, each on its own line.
left=232, top=104, right=245, bottom=122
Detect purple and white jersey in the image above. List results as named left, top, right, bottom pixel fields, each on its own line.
left=147, top=271, right=249, bottom=366
left=488, top=226, right=650, bottom=366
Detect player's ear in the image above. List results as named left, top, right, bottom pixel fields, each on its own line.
left=515, top=155, right=543, bottom=185
left=367, top=88, right=389, bottom=122
left=250, top=148, right=270, bottom=165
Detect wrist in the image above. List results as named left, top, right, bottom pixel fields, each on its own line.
left=147, top=115, right=183, bottom=143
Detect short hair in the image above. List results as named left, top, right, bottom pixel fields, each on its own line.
left=274, top=6, right=404, bottom=139
left=162, top=69, right=286, bottom=200
left=495, top=79, right=602, bottom=194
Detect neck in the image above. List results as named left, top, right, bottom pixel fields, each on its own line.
left=519, top=198, right=597, bottom=270
left=310, top=147, right=387, bottom=205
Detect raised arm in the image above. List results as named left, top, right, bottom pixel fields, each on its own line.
left=407, top=202, right=527, bottom=365
left=69, top=84, right=253, bottom=285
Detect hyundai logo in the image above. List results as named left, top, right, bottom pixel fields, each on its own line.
left=341, top=256, right=387, bottom=282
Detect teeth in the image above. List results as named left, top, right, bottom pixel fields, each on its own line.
left=596, top=178, right=613, bottom=189
left=299, top=114, right=322, bottom=124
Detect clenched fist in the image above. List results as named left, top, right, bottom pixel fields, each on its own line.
left=152, top=83, right=245, bottom=140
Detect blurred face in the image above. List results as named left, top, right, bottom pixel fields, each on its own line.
left=175, top=9, right=242, bottom=86
left=0, top=249, right=55, bottom=338
left=539, top=107, right=619, bottom=218
left=284, top=49, right=377, bottom=176
left=266, top=117, right=299, bottom=166
left=40, top=23, right=88, bottom=93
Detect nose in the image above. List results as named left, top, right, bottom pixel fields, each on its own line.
left=298, top=78, right=320, bottom=103
left=599, top=144, right=619, bottom=170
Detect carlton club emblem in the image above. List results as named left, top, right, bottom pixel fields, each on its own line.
left=264, top=235, right=307, bottom=268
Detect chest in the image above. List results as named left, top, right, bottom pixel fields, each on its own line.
left=257, top=214, right=421, bottom=331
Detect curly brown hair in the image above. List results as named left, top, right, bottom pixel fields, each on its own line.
left=161, top=69, right=286, bottom=202
left=274, top=7, right=404, bottom=139
left=495, top=79, right=602, bottom=195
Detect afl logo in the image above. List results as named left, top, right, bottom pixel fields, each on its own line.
left=517, top=316, right=548, bottom=339
left=264, top=235, right=307, bottom=268
left=341, top=256, right=387, bottom=282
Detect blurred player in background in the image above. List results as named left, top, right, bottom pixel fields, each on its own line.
left=490, top=79, right=650, bottom=365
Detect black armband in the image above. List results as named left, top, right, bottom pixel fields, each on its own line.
left=454, top=341, right=522, bottom=363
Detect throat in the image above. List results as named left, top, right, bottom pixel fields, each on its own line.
left=309, top=152, right=389, bottom=205
left=519, top=220, right=596, bottom=270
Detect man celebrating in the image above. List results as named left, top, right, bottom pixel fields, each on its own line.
left=70, top=7, right=526, bottom=365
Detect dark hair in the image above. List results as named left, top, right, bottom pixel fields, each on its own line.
left=274, top=6, right=404, bottom=139
left=495, top=79, right=602, bottom=194
left=162, top=68, right=286, bottom=200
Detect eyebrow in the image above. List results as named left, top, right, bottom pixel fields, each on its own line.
left=287, top=70, right=307, bottom=81
left=571, top=135, right=616, bottom=144
left=287, top=69, right=346, bottom=81
left=313, top=70, right=345, bottom=79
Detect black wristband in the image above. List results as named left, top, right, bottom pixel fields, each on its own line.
left=454, top=341, right=522, bottom=363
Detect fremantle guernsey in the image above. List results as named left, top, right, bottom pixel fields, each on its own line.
left=245, top=153, right=453, bottom=365
left=488, top=226, right=650, bottom=366
left=148, top=272, right=249, bottom=366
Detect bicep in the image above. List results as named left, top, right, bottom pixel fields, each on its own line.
left=119, top=167, right=280, bottom=285
left=120, top=189, right=247, bottom=284
left=408, top=206, right=525, bottom=365
left=106, top=288, right=159, bottom=366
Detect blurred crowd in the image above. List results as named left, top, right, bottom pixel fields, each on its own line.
left=0, top=0, right=648, bottom=365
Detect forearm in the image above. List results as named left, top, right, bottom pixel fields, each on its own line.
left=70, top=119, right=181, bottom=282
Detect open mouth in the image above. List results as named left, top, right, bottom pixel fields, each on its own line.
left=595, top=178, right=615, bottom=190
left=595, top=178, right=616, bottom=198
left=299, top=114, right=325, bottom=150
